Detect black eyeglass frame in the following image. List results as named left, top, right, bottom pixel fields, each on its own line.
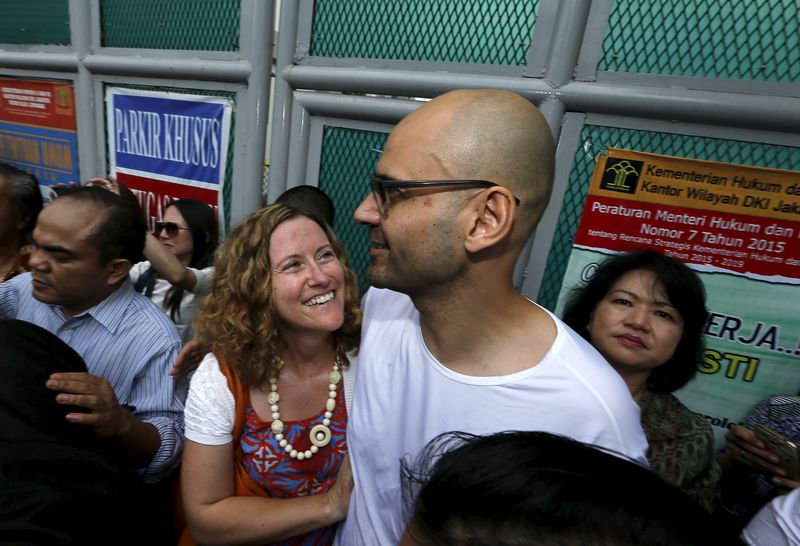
left=153, top=221, right=190, bottom=237
left=370, top=176, right=521, bottom=215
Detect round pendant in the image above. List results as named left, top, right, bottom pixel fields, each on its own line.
left=309, top=424, right=332, bottom=447
left=271, top=419, right=284, bottom=434
left=328, top=370, right=342, bottom=385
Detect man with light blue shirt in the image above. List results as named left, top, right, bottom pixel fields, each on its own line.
left=0, top=186, right=184, bottom=483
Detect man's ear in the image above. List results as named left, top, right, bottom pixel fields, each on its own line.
left=105, top=258, right=132, bottom=285
left=15, top=213, right=30, bottom=231
left=463, top=187, right=516, bottom=254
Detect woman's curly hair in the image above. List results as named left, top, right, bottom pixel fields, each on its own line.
left=194, top=204, right=361, bottom=388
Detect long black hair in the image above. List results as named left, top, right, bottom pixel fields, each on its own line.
left=157, top=199, right=218, bottom=321
left=562, top=250, right=708, bottom=393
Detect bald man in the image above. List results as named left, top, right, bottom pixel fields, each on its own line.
left=335, top=90, right=648, bottom=545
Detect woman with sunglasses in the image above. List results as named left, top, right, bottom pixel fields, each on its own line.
left=129, top=199, right=219, bottom=342
left=91, top=177, right=219, bottom=342
left=179, top=204, right=360, bottom=545
left=563, top=249, right=720, bottom=512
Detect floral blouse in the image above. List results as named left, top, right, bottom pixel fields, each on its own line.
left=240, top=381, right=348, bottom=546
left=640, top=390, right=721, bottom=511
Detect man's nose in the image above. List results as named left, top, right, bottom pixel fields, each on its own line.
left=28, top=248, right=49, bottom=271
left=354, top=194, right=381, bottom=225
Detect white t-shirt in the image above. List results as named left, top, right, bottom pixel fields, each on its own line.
left=742, top=488, right=800, bottom=546
left=129, top=261, right=213, bottom=342
left=335, top=288, right=649, bottom=546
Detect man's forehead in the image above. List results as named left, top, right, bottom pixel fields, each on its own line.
left=36, top=199, right=104, bottom=245
left=379, top=98, right=475, bottom=177
left=377, top=129, right=452, bottom=180
left=49, top=196, right=106, bottom=216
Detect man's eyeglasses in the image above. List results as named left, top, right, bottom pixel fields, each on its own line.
left=154, top=221, right=190, bottom=237
left=370, top=176, right=520, bottom=215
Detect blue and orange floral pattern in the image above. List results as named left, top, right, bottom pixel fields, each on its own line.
left=240, top=381, right=348, bottom=546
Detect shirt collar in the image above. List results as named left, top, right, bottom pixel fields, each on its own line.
left=60, top=278, right=135, bottom=334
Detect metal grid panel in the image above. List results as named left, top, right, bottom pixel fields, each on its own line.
left=0, top=0, right=70, bottom=45
left=317, top=125, right=388, bottom=291
left=104, top=84, right=236, bottom=230
left=310, top=0, right=540, bottom=65
left=598, top=0, right=800, bottom=83
left=101, top=0, right=240, bottom=51
left=537, top=126, right=800, bottom=310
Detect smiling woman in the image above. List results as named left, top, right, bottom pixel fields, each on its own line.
left=180, top=204, right=361, bottom=546
left=563, top=250, right=720, bottom=512
left=269, top=216, right=348, bottom=337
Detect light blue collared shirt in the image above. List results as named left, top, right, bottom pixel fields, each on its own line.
left=0, top=272, right=185, bottom=482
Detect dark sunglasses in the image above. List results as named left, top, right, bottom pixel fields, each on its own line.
left=370, top=176, right=521, bottom=215
left=154, top=221, right=190, bottom=237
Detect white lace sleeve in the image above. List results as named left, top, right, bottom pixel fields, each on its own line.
left=184, top=353, right=235, bottom=445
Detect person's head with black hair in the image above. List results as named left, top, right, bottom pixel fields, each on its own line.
left=151, top=198, right=218, bottom=321
left=29, top=186, right=145, bottom=316
left=0, top=162, right=42, bottom=235
left=276, top=185, right=336, bottom=226
left=0, top=319, right=132, bottom=544
left=50, top=185, right=146, bottom=264
left=400, top=430, right=742, bottom=546
left=563, top=249, right=708, bottom=398
left=163, top=199, right=218, bottom=270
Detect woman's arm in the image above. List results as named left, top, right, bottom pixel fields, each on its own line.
left=143, top=232, right=198, bottom=291
left=181, top=441, right=353, bottom=545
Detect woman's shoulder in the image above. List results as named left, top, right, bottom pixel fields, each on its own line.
left=128, top=260, right=153, bottom=282
left=190, top=352, right=237, bottom=397
left=751, top=394, right=800, bottom=414
left=185, top=352, right=237, bottom=443
left=641, top=392, right=712, bottom=442
left=746, top=394, right=800, bottom=440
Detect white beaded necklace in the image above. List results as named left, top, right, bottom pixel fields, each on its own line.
left=267, top=355, right=342, bottom=460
